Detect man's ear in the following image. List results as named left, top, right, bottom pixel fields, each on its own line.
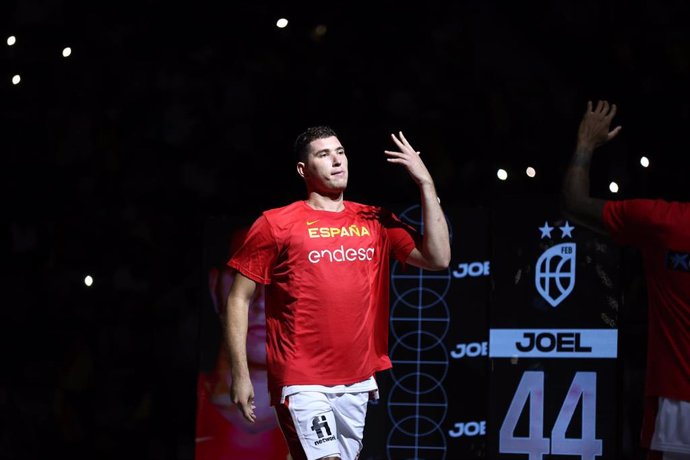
left=296, top=162, right=306, bottom=178
left=208, top=267, right=221, bottom=314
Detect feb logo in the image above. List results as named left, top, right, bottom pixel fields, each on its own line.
left=534, top=221, right=576, bottom=307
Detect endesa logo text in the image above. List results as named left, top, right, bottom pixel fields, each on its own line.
left=308, top=246, right=375, bottom=264
left=307, top=225, right=371, bottom=239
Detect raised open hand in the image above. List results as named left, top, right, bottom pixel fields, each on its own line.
left=577, top=100, right=622, bottom=151
left=385, top=131, right=433, bottom=186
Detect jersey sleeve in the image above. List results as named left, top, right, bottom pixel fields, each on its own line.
left=602, top=199, right=668, bottom=247
left=381, top=209, right=420, bottom=262
left=226, top=215, right=278, bottom=284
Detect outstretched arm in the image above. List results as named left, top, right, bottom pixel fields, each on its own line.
left=385, top=131, right=451, bottom=270
left=562, top=100, right=622, bottom=234
left=225, top=272, right=258, bottom=423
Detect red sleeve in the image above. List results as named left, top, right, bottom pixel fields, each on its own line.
left=381, top=209, right=420, bottom=262
left=602, top=199, right=668, bottom=247
left=227, top=215, right=278, bottom=284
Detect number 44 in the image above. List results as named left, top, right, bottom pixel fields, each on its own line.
left=499, top=371, right=603, bottom=459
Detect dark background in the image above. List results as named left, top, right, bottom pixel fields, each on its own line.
left=2, top=0, right=686, bottom=458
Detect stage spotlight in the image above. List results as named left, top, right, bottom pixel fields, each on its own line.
left=7, top=35, right=16, bottom=46
left=276, top=18, right=288, bottom=28
left=62, top=47, right=72, bottom=57
left=609, top=181, right=619, bottom=193
left=84, top=275, right=94, bottom=287
left=497, top=169, right=508, bottom=181
left=640, top=156, right=649, bottom=168
left=526, top=167, right=536, bottom=178
left=12, top=74, right=20, bottom=85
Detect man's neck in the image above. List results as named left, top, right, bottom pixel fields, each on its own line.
left=305, top=192, right=345, bottom=212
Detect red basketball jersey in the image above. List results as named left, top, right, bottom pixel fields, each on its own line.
left=228, top=200, right=418, bottom=405
left=603, top=199, right=690, bottom=401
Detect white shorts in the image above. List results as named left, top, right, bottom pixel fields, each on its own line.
left=275, top=382, right=377, bottom=460
left=649, top=397, right=690, bottom=456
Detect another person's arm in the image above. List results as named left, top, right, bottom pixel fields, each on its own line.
left=225, top=272, right=258, bottom=423
left=562, top=100, right=622, bottom=234
left=385, top=131, right=451, bottom=270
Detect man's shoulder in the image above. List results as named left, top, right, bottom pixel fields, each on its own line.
left=346, top=200, right=386, bottom=214
left=263, top=201, right=306, bottom=218
left=345, top=201, right=406, bottom=230
left=605, top=198, right=690, bottom=215
left=603, top=198, right=690, bottom=240
left=258, top=202, right=314, bottom=234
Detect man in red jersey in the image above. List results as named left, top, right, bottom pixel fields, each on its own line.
left=562, top=100, right=690, bottom=460
left=226, top=126, right=451, bottom=460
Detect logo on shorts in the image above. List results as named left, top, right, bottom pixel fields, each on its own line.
left=311, top=415, right=332, bottom=439
left=311, top=415, right=336, bottom=445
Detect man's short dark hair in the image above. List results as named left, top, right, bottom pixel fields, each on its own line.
left=294, top=126, right=338, bottom=163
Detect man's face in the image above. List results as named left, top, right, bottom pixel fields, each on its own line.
left=298, top=136, right=348, bottom=193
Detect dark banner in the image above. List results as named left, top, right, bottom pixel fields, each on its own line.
left=362, top=204, right=491, bottom=460
left=487, top=197, right=620, bottom=460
